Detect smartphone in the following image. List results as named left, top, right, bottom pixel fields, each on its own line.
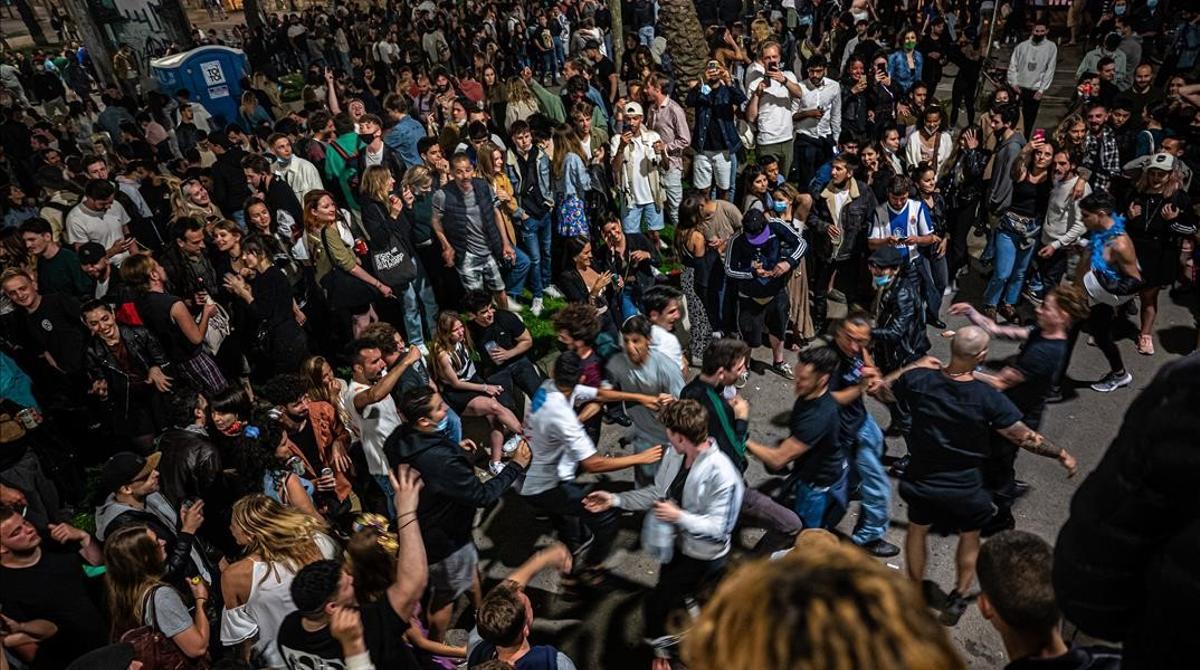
left=1033, top=128, right=1046, bottom=142
left=768, top=63, right=781, bottom=73
left=622, top=121, right=631, bottom=133
left=896, top=237, right=910, bottom=245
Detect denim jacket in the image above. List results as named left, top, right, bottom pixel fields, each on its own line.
left=685, top=82, right=746, bottom=155
left=505, top=146, right=555, bottom=218
left=555, top=152, right=591, bottom=200
left=887, top=50, right=924, bottom=93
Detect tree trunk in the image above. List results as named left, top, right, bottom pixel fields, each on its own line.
left=61, top=0, right=115, bottom=86
left=612, top=0, right=625, bottom=78
left=656, top=0, right=707, bottom=86
left=158, top=0, right=197, bottom=50
left=244, top=0, right=264, bottom=32
left=13, top=0, right=48, bottom=46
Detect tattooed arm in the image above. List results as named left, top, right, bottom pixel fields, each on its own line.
left=996, top=422, right=1078, bottom=477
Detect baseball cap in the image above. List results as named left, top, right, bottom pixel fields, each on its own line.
left=869, top=246, right=905, bottom=268
left=1148, top=152, right=1175, bottom=172
left=97, top=451, right=160, bottom=499
left=623, top=101, right=644, bottom=117
left=77, top=241, right=107, bottom=266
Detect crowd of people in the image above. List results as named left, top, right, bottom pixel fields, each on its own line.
left=1, top=0, right=1199, bottom=668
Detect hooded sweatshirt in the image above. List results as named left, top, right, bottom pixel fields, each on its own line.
left=987, top=130, right=1027, bottom=213
left=384, top=427, right=526, bottom=563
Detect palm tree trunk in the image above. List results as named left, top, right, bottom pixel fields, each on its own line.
left=656, top=0, right=707, bottom=86
left=13, top=0, right=48, bottom=46
left=244, top=0, right=264, bottom=32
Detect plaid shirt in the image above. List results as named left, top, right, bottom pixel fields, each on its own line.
left=1082, top=126, right=1120, bottom=193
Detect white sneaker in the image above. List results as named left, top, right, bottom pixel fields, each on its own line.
left=488, top=461, right=505, bottom=476
left=506, top=299, right=523, bottom=313
left=531, top=297, right=544, bottom=316
left=657, top=238, right=669, bottom=250
left=502, top=434, right=523, bottom=455
left=545, top=285, right=564, bottom=299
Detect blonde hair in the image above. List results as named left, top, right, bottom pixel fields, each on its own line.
left=683, top=541, right=965, bottom=670
left=402, top=165, right=434, bottom=193
left=231, top=494, right=329, bottom=581
left=360, top=164, right=394, bottom=203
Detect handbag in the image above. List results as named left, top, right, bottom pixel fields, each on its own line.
left=120, top=586, right=210, bottom=670
left=197, top=297, right=230, bottom=356
left=318, top=226, right=378, bottom=312
left=366, top=212, right=419, bottom=289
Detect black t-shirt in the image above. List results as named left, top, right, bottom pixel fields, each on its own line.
left=828, top=347, right=867, bottom=442
left=20, top=292, right=87, bottom=374
left=681, top=377, right=748, bottom=473
left=0, top=544, right=108, bottom=669
left=788, top=392, right=844, bottom=486
left=1006, top=328, right=1068, bottom=426
left=894, top=368, right=1024, bottom=478
left=289, top=421, right=322, bottom=474
left=277, top=599, right=418, bottom=670
left=595, top=56, right=616, bottom=85
left=467, top=309, right=528, bottom=375
left=135, top=291, right=200, bottom=362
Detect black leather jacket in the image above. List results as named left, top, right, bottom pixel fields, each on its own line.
left=84, top=324, right=168, bottom=423
left=808, top=178, right=878, bottom=262
left=870, top=265, right=930, bottom=372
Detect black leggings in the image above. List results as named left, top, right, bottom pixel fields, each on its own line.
left=948, top=199, right=980, bottom=280
left=1063, top=302, right=1125, bottom=381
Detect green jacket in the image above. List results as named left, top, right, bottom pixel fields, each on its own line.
left=529, top=80, right=565, bottom=123
left=324, top=131, right=362, bottom=210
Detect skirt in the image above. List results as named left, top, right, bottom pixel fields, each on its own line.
left=557, top=194, right=589, bottom=238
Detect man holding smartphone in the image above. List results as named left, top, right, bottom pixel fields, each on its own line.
left=745, top=41, right=804, bottom=179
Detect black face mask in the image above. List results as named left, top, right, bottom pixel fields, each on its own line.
left=358, top=133, right=376, bottom=144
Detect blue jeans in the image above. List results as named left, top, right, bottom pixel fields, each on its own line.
left=440, top=408, right=462, bottom=445
left=519, top=212, right=552, bottom=296
left=621, top=202, right=664, bottom=234
left=638, top=25, right=655, bottom=46
left=983, top=227, right=1036, bottom=307
left=503, top=246, right=532, bottom=301
left=374, top=474, right=396, bottom=520
left=400, top=274, right=438, bottom=347
left=850, top=415, right=891, bottom=545
left=793, top=467, right=849, bottom=529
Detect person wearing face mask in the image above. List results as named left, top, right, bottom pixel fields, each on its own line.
left=886, top=30, right=923, bottom=94
left=269, top=132, right=324, bottom=205
left=352, top=113, right=405, bottom=182
left=867, top=245, right=929, bottom=444
left=1007, top=19, right=1058, bottom=140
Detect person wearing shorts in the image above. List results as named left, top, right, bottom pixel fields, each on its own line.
left=432, top=153, right=519, bottom=309
left=612, top=102, right=667, bottom=248
left=724, top=209, right=806, bottom=379
left=877, top=326, right=1077, bottom=625
left=686, top=58, right=744, bottom=202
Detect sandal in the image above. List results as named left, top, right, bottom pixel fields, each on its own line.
left=1136, top=334, right=1155, bottom=356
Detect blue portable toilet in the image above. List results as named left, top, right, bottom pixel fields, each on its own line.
left=150, top=46, right=249, bottom=129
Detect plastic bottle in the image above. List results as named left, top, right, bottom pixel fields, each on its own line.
left=642, top=498, right=676, bottom=563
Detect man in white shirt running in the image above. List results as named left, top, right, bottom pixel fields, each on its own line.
left=521, top=352, right=664, bottom=577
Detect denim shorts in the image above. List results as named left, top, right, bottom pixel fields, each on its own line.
left=427, top=542, right=479, bottom=610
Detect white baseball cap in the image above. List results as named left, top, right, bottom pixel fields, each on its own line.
left=623, top=101, right=644, bottom=117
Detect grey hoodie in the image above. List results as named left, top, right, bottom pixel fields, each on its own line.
left=988, top=130, right=1027, bottom=213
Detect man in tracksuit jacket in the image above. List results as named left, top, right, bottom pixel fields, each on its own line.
left=724, top=208, right=806, bottom=378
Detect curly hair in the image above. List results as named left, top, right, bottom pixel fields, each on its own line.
left=683, top=540, right=965, bottom=670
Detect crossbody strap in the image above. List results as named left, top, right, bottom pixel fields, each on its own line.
left=705, top=388, right=745, bottom=457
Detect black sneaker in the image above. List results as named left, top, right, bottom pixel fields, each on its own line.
left=1044, top=386, right=1064, bottom=404
left=888, top=455, right=910, bottom=478
left=859, top=538, right=900, bottom=557
left=939, top=590, right=971, bottom=626
left=980, top=508, right=1016, bottom=538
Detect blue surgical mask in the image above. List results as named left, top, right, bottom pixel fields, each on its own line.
left=873, top=274, right=894, bottom=287
left=1114, top=4, right=1126, bottom=15
left=436, top=414, right=450, bottom=432
left=772, top=200, right=787, bottom=214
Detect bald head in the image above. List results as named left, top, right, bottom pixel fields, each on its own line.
left=951, top=326, right=990, bottom=360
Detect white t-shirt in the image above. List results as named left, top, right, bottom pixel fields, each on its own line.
left=520, top=381, right=598, bottom=496
left=65, top=201, right=132, bottom=265
left=342, top=378, right=402, bottom=476
left=651, top=324, right=684, bottom=372
left=745, top=63, right=800, bottom=145
left=610, top=130, right=659, bottom=206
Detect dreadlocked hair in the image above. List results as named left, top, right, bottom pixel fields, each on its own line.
left=682, top=540, right=965, bottom=670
